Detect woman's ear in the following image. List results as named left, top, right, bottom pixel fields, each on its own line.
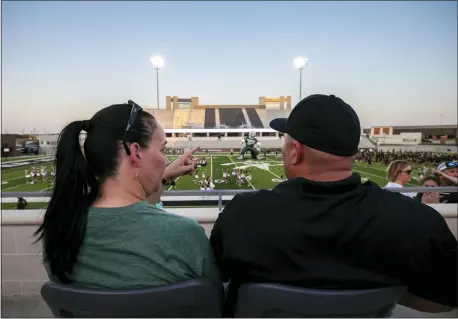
left=129, top=143, right=141, bottom=166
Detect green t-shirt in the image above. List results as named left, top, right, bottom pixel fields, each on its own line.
left=44, top=201, right=220, bottom=290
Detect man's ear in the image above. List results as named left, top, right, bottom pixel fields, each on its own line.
left=291, top=141, right=303, bottom=165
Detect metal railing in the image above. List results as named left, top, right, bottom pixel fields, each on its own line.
left=2, top=187, right=457, bottom=211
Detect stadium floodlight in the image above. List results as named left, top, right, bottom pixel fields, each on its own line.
left=294, top=56, right=308, bottom=100
left=294, top=56, right=307, bottom=69
left=150, top=56, right=164, bottom=69
left=150, top=55, right=165, bottom=109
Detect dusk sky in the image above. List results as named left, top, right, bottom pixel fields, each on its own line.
left=2, top=1, right=457, bottom=133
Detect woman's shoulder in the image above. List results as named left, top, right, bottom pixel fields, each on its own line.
left=385, top=182, right=402, bottom=188
left=138, top=204, right=203, bottom=232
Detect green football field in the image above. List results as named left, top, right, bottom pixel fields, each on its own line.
left=1, top=154, right=426, bottom=209
left=1, top=154, right=423, bottom=194
left=165, top=155, right=422, bottom=191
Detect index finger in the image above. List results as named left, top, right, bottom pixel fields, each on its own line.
left=183, top=146, right=200, bottom=158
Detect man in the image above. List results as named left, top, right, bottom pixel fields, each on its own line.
left=210, top=94, right=457, bottom=315
left=434, top=161, right=458, bottom=203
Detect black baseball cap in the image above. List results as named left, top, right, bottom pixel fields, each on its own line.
left=269, top=94, right=361, bottom=156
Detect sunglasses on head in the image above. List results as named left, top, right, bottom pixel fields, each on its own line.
left=402, top=169, right=412, bottom=175
left=445, top=161, right=457, bottom=168
left=123, top=100, right=144, bottom=156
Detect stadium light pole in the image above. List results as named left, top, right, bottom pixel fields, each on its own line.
left=294, top=56, right=308, bottom=101
left=150, top=56, right=164, bottom=109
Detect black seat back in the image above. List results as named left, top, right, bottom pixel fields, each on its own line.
left=41, top=279, right=222, bottom=318
left=235, top=283, right=406, bottom=317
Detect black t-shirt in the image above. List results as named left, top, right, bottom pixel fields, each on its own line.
left=210, top=174, right=457, bottom=313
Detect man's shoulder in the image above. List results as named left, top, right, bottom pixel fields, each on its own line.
left=369, top=185, right=445, bottom=224
left=230, top=189, right=277, bottom=205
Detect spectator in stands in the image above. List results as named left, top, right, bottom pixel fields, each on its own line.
left=36, top=101, right=220, bottom=292
left=16, top=197, right=27, bottom=210
left=385, top=160, right=416, bottom=198
left=433, top=161, right=458, bottom=203
left=414, top=175, right=441, bottom=204
left=210, top=94, right=457, bottom=315
left=435, top=161, right=458, bottom=186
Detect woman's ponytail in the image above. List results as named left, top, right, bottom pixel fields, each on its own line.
left=35, top=120, right=97, bottom=283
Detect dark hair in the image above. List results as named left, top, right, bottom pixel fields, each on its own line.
left=35, top=104, right=156, bottom=283
left=422, top=174, right=440, bottom=186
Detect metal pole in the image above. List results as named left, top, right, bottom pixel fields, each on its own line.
left=299, top=68, right=303, bottom=101
left=218, top=193, right=222, bottom=211
left=156, top=68, right=160, bottom=109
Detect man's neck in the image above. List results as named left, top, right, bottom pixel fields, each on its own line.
left=295, top=170, right=353, bottom=183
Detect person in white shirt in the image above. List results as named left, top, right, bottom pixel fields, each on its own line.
left=384, top=160, right=416, bottom=198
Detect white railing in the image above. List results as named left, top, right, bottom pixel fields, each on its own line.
left=2, top=187, right=457, bottom=211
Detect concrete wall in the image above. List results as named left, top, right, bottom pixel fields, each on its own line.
left=374, top=133, right=423, bottom=145
left=1, top=205, right=456, bottom=297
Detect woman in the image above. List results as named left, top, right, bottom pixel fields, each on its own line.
left=414, top=175, right=441, bottom=204
left=35, top=101, right=220, bottom=290
left=385, top=160, right=416, bottom=198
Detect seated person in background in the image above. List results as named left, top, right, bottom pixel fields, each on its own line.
left=385, top=160, right=416, bottom=198
left=210, top=94, right=457, bottom=315
left=414, top=175, right=443, bottom=204
left=433, top=162, right=458, bottom=203
left=36, top=101, right=220, bottom=291
left=16, top=197, right=28, bottom=210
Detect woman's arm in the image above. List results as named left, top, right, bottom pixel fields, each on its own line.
left=434, top=170, right=458, bottom=185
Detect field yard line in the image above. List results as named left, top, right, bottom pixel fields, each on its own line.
left=41, top=186, right=54, bottom=193
left=2, top=183, right=29, bottom=191
left=168, top=176, right=180, bottom=190
left=1, top=175, right=25, bottom=182
left=226, top=156, right=255, bottom=190
left=263, top=167, right=282, bottom=179
left=353, top=169, right=417, bottom=187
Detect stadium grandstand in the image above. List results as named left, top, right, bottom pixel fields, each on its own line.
left=146, top=95, right=291, bottom=130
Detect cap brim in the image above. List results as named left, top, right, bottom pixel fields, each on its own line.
left=269, top=118, right=288, bottom=133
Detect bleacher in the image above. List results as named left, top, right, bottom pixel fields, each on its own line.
left=173, top=109, right=190, bottom=128
left=245, top=108, right=264, bottom=128
left=166, top=135, right=386, bottom=150
left=147, top=109, right=174, bottom=129
left=219, top=108, right=246, bottom=128
left=359, top=136, right=377, bottom=149
left=204, top=108, right=216, bottom=128
left=188, top=108, right=205, bottom=127
left=258, top=109, right=290, bottom=128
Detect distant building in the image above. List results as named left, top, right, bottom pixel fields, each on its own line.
left=1, top=134, right=21, bottom=157
left=37, top=134, right=59, bottom=156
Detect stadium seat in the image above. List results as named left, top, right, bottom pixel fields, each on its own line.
left=234, top=283, right=406, bottom=318
left=41, top=279, right=223, bottom=318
